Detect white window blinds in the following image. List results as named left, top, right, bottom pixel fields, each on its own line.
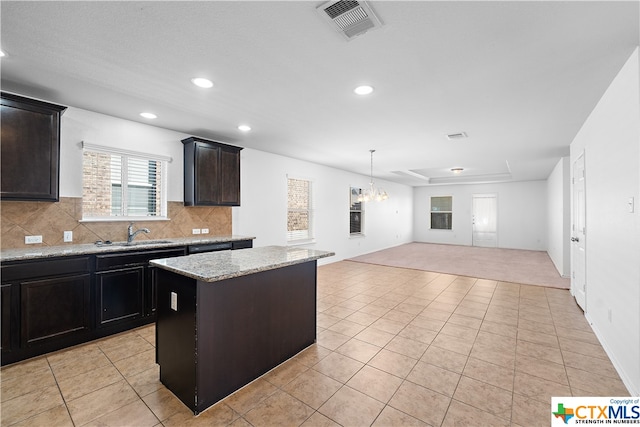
left=82, top=144, right=168, bottom=220
left=430, top=196, right=452, bottom=230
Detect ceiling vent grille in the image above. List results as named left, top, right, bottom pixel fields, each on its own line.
left=446, top=132, right=468, bottom=140
left=317, top=0, right=382, bottom=40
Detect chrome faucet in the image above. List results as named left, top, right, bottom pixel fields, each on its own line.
left=127, top=222, right=150, bottom=243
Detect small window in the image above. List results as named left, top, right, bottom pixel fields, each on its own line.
left=82, top=145, right=168, bottom=220
left=430, top=196, right=452, bottom=230
left=287, top=177, right=313, bottom=242
left=350, top=187, right=364, bottom=235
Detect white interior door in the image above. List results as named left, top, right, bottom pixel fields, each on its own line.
left=472, top=194, right=497, bottom=247
left=572, top=153, right=586, bottom=310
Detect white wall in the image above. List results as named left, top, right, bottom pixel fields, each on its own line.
left=413, top=181, right=548, bottom=251
left=570, top=47, right=640, bottom=395
left=60, top=107, right=186, bottom=200
left=58, top=105, right=415, bottom=263
left=233, top=148, right=414, bottom=264
left=546, top=157, right=571, bottom=277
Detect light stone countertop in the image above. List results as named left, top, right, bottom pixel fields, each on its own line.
left=150, top=245, right=335, bottom=282
left=0, top=235, right=256, bottom=262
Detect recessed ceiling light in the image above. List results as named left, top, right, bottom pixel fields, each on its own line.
left=191, top=77, right=213, bottom=88
left=451, top=167, right=464, bottom=174
left=140, top=112, right=157, bottom=119
left=354, top=85, right=374, bottom=95
left=237, top=125, right=252, bottom=132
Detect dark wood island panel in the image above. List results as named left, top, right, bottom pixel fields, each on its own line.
left=156, top=260, right=318, bottom=414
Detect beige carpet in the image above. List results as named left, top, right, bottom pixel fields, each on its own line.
left=348, top=242, right=570, bottom=289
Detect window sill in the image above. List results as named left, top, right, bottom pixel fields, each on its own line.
left=349, top=233, right=366, bottom=238
left=287, top=239, right=316, bottom=247
left=80, top=217, right=171, bottom=223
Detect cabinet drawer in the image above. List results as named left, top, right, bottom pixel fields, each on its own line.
left=188, top=242, right=232, bottom=254
left=96, top=248, right=186, bottom=271
left=232, top=240, right=253, bottom=250
left=1, top=256, right=91, bottom=282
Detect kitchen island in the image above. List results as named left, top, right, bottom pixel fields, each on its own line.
left=150, top=245, right=334, bottom=414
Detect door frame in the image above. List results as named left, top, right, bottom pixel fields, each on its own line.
left=472, top=193, right=498, bottom=247
left=571, top=151, right=587, bottom=311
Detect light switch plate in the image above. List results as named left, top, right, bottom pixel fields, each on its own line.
left=171, top=292, right=178, bottom=311
left=63, top=231, right=73, bottom=242
left=629, top=197, right=635, bottom=213
left=201, top=228, right=209, bottom=234
left=192, top=228, right=201, bottom=235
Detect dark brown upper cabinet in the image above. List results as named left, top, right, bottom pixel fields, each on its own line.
left=182, top=137, right=242, bottom=206
left=1, top=92, right=67, bottom=201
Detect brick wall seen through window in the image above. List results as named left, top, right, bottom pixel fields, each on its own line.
left=287, top=178, right=312, bottom=242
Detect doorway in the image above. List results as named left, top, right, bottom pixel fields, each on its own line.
left=472, top=194, right=498, bottom=247
left=572, top=153, right=586, bottom=310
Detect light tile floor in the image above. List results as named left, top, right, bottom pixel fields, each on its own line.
left=0, top=261, right=630, bottom=426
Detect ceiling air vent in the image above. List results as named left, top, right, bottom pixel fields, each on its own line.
left=446, top=132, right=468, bottom=140
left=317, top=0, right=382, bottom=40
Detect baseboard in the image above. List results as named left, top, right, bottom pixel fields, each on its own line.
left=585, top=312, right=639, bottom=396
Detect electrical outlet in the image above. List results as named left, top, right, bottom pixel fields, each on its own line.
left=25, top=235, right=43, bottom=244
left=63, top=231, right=73, bottom=242
left=201, top=228, right=209, bottom=234
left=192, top=229, right=201, bottom=235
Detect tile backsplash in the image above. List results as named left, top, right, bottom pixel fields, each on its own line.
left=1, top=198, right=232, bottom=249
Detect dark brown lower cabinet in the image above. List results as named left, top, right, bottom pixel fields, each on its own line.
left=0, top=240, right=251, bottom=366
left=20, top=273, right=91, bottom=347
left=94, top=247, right=186, bottom=328
left=96, top=267, right=144, bottom=326
left=1, top=255, right=92, bottom=364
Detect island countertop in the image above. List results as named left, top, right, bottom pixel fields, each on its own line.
left=150, top=245, right=335, bottom=282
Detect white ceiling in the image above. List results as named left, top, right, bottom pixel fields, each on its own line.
left=1, top=1, right=638, bottom=186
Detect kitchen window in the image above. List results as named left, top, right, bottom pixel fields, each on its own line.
left=430, top=195, right=452, bottom=230
left=287, top=177, right=313, bottom=243
left=82, top=143, right=169, bottom=220
left=350, top=187, right=364, bottom=235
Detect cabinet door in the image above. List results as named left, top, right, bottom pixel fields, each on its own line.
left=220, top=147, right=241, bottom=205
left=1, top=284, right=15, bottom=352
left=20, top=274, right=91, bottom=347
left=96, top=267, right=144, bottom=326
left=183, top=137, right=242, bottom=206
left=195, top=143, right=221, bottom=205
left=146, top=267, right=158, bottom=317
left=1, top=93, right=66, bottom=201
